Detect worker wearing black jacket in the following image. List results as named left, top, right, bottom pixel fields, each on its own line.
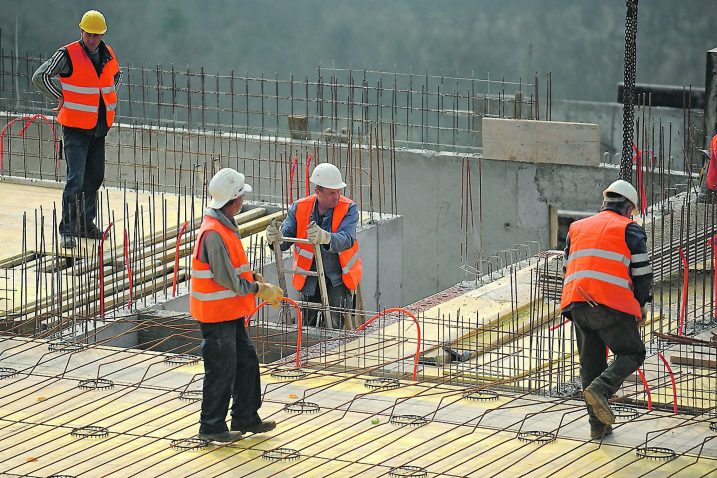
left=561, top=179, right=653, bottom=440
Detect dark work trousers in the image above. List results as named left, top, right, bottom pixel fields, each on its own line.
left=59, top=127, right=106, bottom=235
left=198, top=319, right=262, bottom=434
left=571, top=305, right=646, bottom=426
left=302, top=278, right=354, bottom=329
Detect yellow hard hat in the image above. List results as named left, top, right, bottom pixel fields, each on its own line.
left=79, top=10, right=107, bottom=35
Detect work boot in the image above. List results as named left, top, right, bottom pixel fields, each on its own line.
left=590, top=423, right=613, bottom=440
left=197, top=430, right=242, bottom=444
left=696, top=193, right=717, bottom=204
left=60, top=234, right=76, bottom=249
left=231, top=419, right=276, bottom=434
left=583, top=386, right=615, bottom=425
left=78, top=224, right=104, bottom=240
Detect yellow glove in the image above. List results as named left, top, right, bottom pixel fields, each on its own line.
left=256, top=282, right=284, bottom=307
left=253, top=271, right=264, bottom=282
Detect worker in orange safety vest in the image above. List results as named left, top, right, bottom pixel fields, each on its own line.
left=560, top=179, right=653, bottom=440
left=32, top=10, right=121, bottom=249
left=265, top=163, right=362, bottom=329
left=697, top=132, right=717, bottom=202
left=190, top=168, right=283, bottom=444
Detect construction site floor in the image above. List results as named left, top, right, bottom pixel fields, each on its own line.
left=0, top=336, right=715, bottom=477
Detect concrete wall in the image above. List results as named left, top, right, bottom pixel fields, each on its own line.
left=153, top=213, right=404, bottom=315
left=551, top=99, right=704, bottom=164
left=391, top=149, right=692, bottom=304
left=0, top=112, right=693, bottom=308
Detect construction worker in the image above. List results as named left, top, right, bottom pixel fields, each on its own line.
left=697, top=132, right=717, bottom=203
left=560, top=179, right=653, bottom=440
left=190, top=168, right=283, bottom=444
left=31, top=10, right=121, bottom=249
left=266, top=162, right=362, bottom=329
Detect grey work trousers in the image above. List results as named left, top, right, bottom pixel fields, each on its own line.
left=59, top=127, right=106, bottom=235
left=302, top=278, right=354, bottom=329
left=198, top=319, right=262, bottom=434
left=571, top=305, right=646, bottom=426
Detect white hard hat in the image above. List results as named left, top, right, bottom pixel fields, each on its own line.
left=208, top=168, right=252, bottom=209
left=309, top=163, right=346, bottom=189
left=603, top=179, right=638, bottom=214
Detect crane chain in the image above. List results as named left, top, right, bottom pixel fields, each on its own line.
left=619, top=0, right=639, bottom=182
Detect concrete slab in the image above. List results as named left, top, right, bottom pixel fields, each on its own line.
left=0, top=336, right=714, bottom=477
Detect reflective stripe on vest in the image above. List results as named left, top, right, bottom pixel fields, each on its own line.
left=62, top=101, right=98, bottom=113
left=564, top=270, right=631, bottom=289
left=292, top=194, right=362, bottom=291
left=61, top=83, right=100, bottom=94
left=334, top=198, right=362, bottom=290
left=295, top=247, right=314, bottom=260
left=560, top=210, right=643, bottom=318
left=565, top=248, right=630, bottom=267
left=341, top=252, right=360, bottom=275
left=189, top=215, right=256, bottom=323
left=191, top=264, right=250, bottom=279
left=191, top=289, right=239, bottom=301
left=56, top=41, right=119, bottom=130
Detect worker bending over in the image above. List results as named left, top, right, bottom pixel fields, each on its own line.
left=560, top=179, right=653, bottom=440
left=697, top=132, right=717, bottom=203
left=266, top=163, right=362, bottom=329
left=190, top=168, right=283, bottom=444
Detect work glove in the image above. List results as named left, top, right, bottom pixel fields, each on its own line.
left=265, top=219, right=281, bottom=244
left=252, top=271, right=264, bottom=283
left=307, top=221, right=331, bottom=245
left=256, top=282, right=284, bottom=307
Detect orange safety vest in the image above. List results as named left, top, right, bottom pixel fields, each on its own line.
left=707, top=133, right=717, bottom=190
left=190, top=216, right=256, bottom=323
left=560, top=210, right=642, bottom=319
left=57, top=41, right=119, bottom=130
left=292, top=195, right=362, bottom=292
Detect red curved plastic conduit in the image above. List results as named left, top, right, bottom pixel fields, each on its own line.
left=710, top=235, right=717, bottom=319
left=288, top=154, right=298, bottom=203
left=304, top=153, right=313, bottom=195
left=0, top=114, right=59, bottom=173
left=657, top=352, right=678, bottom=413
left=632, top=143, right=647, bottom=215
left=678, top=247, right=688, bottom=335
left=97, top=223, right=113, bottom=317
left=635, top=367, right=652, bottom=411
left=245, top=297, right=303, bottom=368
left=356, top=307, right=422, bottom=381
